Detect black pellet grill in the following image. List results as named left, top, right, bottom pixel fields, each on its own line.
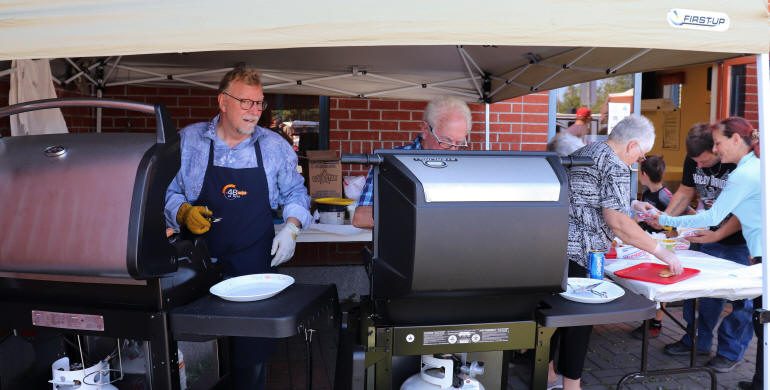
left=0, top=99, right=339, bottom=390
left=342, top=149, right=578, bottom=389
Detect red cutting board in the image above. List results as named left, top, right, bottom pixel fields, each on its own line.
left=614, top=263, right=700, bottom=284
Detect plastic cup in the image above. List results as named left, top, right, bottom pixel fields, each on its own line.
left=661, top=238, right=676, bottom=251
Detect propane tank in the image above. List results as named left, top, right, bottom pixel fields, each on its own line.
left=50, top=357, right=118, bottom=390
left=400, top=354, right=485, bottom=390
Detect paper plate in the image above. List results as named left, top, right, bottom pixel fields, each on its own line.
left=559, top=277, right=625, bottom=304
left=209, top=273, right=295, bottom=302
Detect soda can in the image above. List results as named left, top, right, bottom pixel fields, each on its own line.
left=587, top=250, right=605, bottom=280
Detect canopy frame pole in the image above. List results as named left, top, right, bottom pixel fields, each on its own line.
left=106, top=76, right=167, bottom=87
left=364, top=84, right=422, bottom=97
left=629, top=72, right=643, bottom=196
left=171, top=78, right=217, bottom=90
left=485, top=103, right=490, bottom=150
left=457, top=46, right=484, bottom=100
left=63, top=58, right=100, bottom=86
left=175, top=68, right=231, bottom=78
left=95, top=62, right=105, bottom=133
left=457, top=46, right=484, bottom=75
left=364, top=76, right=480, bottom=98
left=547, top=89, right=557, bottom=142
left=488, top=64, right=531, bottom=98
left=755, top=52, right=770, bottom=390
left=364, top=72, right=418, bottom=86
left=489, top=47, right=589, bottom=99
left=538, top=62, right=606, bottom=75
left=301, top=82, right=359, bottom=97
left=104, top=56, right=122, bottom=83
left=531, top=48, right=595, bottom=92
left=607, top=49, right=652, bottom=74
left=0, top=68, right=11, bottom=78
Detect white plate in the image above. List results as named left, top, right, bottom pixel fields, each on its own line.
left=559, top=277, right=625, bottom=304
left=209, top=273, right=295, bottom=302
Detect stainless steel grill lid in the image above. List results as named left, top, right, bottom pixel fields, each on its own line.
left=372, top=150, right=571, bottom=299
left=0, top=99, right=181, bottom=280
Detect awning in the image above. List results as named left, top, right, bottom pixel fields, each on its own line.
left=1, top=1, right=766, bottom=102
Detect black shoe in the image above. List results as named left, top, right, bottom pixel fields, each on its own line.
left=706, top=355, right=739, bottom=373
left=630, top=320, right=661, bottom=340
left=663, top=340, right=710, bottom=356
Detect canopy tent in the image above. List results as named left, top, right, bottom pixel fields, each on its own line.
left=0, top=1, right=767, bottom=103
left=1, top=1, right=770, bottom=386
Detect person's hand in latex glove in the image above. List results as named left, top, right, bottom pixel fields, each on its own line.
left=631, top=200, right=660, bottom=221
left=652, top=243, right=683, bottom=275
left=631, top=200, right=656, bottom=213
left=176, top=203, right=213, bottom=234
left=271, top=223, right=300, bottom=267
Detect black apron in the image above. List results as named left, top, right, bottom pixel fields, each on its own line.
left=195, top=138, right=275, bottom=389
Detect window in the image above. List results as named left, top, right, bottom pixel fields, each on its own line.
left=260, top=94, right=329, bottom=153
left=728, top=64, right=746, bottom=117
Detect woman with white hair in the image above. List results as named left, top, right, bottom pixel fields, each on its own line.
left=548, top=115, right=682, bottom=390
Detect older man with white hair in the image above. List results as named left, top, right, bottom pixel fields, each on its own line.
left=352, top=95, right=472, bottom=228
left=546, top=115, right=682, bottom=390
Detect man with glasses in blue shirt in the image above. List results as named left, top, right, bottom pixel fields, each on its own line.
left=165, top=65, right=311, bottom=389
left=352, top=95, right=472, bottom=228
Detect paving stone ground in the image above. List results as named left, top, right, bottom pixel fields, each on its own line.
left=508, top=305, right=758, bottom=390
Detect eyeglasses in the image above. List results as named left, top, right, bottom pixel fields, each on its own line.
left=222, top=91, right=268, bottom=111
left=428, top=124, right=469, bottom=149
left=635, top=143, right=647, bottom=163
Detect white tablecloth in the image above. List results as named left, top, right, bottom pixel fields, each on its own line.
left=605, top=250, right=762, bottom=303
left=275, top=223, right=372, bottom=243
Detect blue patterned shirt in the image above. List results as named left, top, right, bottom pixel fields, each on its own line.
left=165, top=115, right=311, bottom=229
left=356, top=136, right=423, bottom=206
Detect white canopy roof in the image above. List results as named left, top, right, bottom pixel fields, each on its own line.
left=1, top=0, right=767, bottom=102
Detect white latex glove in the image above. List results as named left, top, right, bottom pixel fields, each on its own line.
left=631, top=200, right=657, bottom=213
left=631, top=200, right=660, bottom=222
left=270, top=223, right=300, bottom=267
left=651, top=243, right=683, bottom=275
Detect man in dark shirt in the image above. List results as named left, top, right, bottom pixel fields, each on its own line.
left=653, top=123, right=752, bottom=372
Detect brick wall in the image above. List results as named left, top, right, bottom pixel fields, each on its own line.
left=331, top=94, right=550, bottom=176
left=743, top=63, right=759, bottom=128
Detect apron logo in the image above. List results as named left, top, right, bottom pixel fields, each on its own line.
left=221, top=184, right=248, bottom=200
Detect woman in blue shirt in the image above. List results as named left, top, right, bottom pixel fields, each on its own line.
left=654, top=117, right=762, bottom=389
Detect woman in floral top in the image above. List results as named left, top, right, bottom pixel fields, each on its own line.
left=547, top=115, right=682, bottom=390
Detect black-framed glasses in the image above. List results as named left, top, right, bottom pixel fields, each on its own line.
left=222, top=91, right=268, bottom=111
left=428, top=124, right=469, bottom=149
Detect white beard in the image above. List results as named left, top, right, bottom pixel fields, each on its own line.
left=237, top=114, right=259, bottom=135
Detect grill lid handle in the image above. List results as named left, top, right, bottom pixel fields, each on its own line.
left=560, top=155, right=594, bottom=168
left=340, top=153, right=384, bottom=165
left=0, top=98, right=177, bottom=144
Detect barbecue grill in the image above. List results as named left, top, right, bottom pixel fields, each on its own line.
left=337, top=150, right=650, bottom=390
left=370, top=150, right=572, bottom=325
left=0, top=99, right=340, bottom=390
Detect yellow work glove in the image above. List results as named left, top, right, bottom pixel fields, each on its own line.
left=176, top=203, right=213, bottom=235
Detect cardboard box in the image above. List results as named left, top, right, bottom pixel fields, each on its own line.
left=306, top=150, right=342, bottom=199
